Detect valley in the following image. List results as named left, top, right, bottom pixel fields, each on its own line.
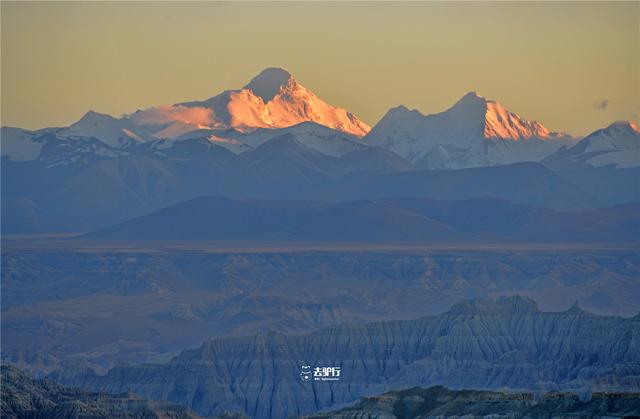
left=2, top=243, right=638, bottom=378
left=48, top=296, right=640, bottom=418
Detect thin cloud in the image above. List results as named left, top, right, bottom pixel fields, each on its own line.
left=131, top=105, right=214, bottom=127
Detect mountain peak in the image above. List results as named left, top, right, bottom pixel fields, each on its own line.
left=449, top=92, right=556, bottom=141
left=450, top=91, right=488, bottom=110
left=244, top=67, right=294, bottom=102
left=607, top=120, right=640, bottom=134
left=460, top=90, right=485, bottom=102
left=385, top=105, right=424, bottom=119
left=544, top=119, right=639, bottom=169
left=444, top=92, right=490, bottom=123
left=76, top=110, right=116, bottom=126
left=159, top=66, right=369, bottom=137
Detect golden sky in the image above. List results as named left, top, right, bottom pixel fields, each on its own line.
left=2, top=1, right=638, bottom=136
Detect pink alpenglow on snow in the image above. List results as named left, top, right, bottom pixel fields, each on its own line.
left=364, top=91, right=575, bottom=169
left=451, top=92, right=566, bottom=141
left=136, top=68, right=371, bottom=139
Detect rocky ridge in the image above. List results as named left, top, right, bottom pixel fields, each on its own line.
left=49, top=296, right=640, bottom=418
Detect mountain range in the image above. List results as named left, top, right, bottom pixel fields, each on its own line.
left=2, top=67, right=638, bottom=170
left=1, top=67, right=371, bottom=158
left=365, top=91, right=576, bottom=169
left=544, top=120, right=640, bottom=170
left=2, top=67, right=639, bottom=236
left=84, top=196, right=640, bottom=244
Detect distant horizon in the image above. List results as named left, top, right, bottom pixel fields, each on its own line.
left=2, top=2, right=638, bottom=136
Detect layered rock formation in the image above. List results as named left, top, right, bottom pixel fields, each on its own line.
left=0, top=365, right=203, bottom=419
left=299, top=385, right=640, bottom=418
left=50, top=296, right=640, bottom=418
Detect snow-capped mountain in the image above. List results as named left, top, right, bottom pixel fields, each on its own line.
left=0, top=127, right=129, bottom=167
left=0, top=127, right=45, bottom=162
left=544, top=121, right=640, bottom=169
left=365, top=92, right=575, bottom=169
left=0, top=122, right=369, bottom=165
left=56, top=111, right=154, bottom=148
left=1, top=68, right=373, bottom=162
left=2, top=72, right=638, bottom=173
left=129, top=67, right=368, bottom=140
left=177, top=121, right=368, bottom=157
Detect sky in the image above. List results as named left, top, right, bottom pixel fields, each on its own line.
left=1, top=1, right=638, bottom=136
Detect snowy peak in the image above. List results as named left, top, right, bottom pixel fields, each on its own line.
left=483, top=100, right=553, bottom=140
left=236, top=67, right=370, bottom=137
left=544, top=120, right=639, bottom=169
left=169, top=68, right=371, bottom=138
left=445, top=91, right=488, bottom=125
left=74, top=110, right=119, bottom=127
left=449, top=92, right=557, bottom=141
left=26, top=68, right=371, bottom=146
left=370, top=105, right=423, bottom=129
left=0, top=127, right=43, bottom=162
left=585, top=120, right=640, bottom=150
left=451, top=91, right=486, bottom=109
left=383, top=105, right=425, bottom=121
left=606, top=120, right=640, bottom=135
left=365, top=92, right=574, bottom=169
left=376, top=91, right=562, bottom=144
left=60, top=110, right=151, bottom=148
left=244, top=67, right=293, bottom=102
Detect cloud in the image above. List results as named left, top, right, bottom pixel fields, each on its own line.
left=594, top=99, right=609, bottom=110
left=131, top=105, right=214, bottom=127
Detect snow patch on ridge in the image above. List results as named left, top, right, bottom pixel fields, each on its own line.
left=0, top=127, right=43, bottom=161
left=545, top=120, right=640, bottom=168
